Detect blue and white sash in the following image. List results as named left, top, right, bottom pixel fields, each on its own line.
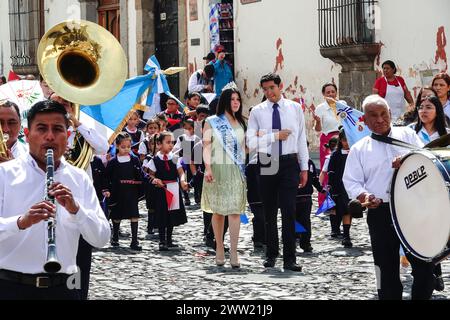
left=208, top=115, right=246, bottom=180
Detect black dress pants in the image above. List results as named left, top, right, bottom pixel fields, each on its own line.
left=295, top=197, right=312, bottom=245
left=246, top=163, right=265, bottom=244
left=259, top=157, right=300, bottom=265
left=0, top=279, right=80, bottom=300
left=76, top=236, right=93, bottom=300
left=367, top=204, right=435, bottom=300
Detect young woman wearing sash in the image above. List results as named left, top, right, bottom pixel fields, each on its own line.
left=201, top=84, right=247, bottom=268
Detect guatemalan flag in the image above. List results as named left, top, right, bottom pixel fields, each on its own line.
left=335, top=100, right=372, bottom=147
left=80, top=74, right=154, bottom=144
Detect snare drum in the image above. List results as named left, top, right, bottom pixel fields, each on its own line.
left=390, top=149, right=450, bottom=261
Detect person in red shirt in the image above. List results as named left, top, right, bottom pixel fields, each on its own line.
left=373, top=60, right=414, bottom=122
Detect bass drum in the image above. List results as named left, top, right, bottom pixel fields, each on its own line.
left=390, top=149, right=450, bottom=261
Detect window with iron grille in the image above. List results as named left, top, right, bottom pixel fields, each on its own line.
left=318, top=0, right=378, bottom=48
left=8, top=0, right=45, bottom=75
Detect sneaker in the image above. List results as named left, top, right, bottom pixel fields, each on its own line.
left=342, top=238, right=353, bottom=248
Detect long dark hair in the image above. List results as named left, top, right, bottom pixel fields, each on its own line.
left=415, top=96, right=447, bottom=137
left=216, top=88, right=247, bottom=131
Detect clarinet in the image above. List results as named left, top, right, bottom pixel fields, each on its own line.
left=43, top=149, right=62, bottom=273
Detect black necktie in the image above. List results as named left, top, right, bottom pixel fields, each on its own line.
left=272, top=103, right=282, bottom=156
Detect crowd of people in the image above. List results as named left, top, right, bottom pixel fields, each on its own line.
left=0, top=54, right=449, bottom=300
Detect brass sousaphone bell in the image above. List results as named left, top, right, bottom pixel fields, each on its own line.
left=38, top=20, right=128, bottom=169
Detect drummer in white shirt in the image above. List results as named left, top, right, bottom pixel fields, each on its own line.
left=0, top=100, right=28, bottom=163
left=343, top=95, right=435, bottom=300
left=0, top=100, right=110, bottom=300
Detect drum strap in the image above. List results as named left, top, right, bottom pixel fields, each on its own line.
left=370, top=133, right=419, bottom=150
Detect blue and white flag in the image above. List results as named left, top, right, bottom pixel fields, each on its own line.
left=336, top=101, right=372, bottom=147
left=295, top=221, right=307, bottom=233
left=209, top=4, right=220, bottom=50
left=80, top=74, right=153, bottom=144
left=240, top=213, right=249, bottom=224
left=316, top=193, right=336, bottom=215
left=144, top=55, right=186, bottom=113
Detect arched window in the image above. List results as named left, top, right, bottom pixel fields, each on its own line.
left=98, top=0, right=120, bottom=41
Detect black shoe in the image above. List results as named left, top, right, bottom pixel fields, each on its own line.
left=283, top=263, right=302, bottom=272
left=167, top=242, right=179, bottom=248
left=205, top=238, right=215, bottom=248
left=159, top=242, right=169, bottom=251
left=342, top=238, right=353, bottom=248
left=263, top=258, right=276, bottom=268
left=253, top=241, right=265, bottom=249
left=184, top=199, right=191, bottom=206
left=330, top=231, right=342, bottom=238
left=300, top=244, right=313, bottom=253
left=110, top=240, right=119, bottom=247
left=435, top=275, right=445, bottom=292
left=130, top=242, right=142, bottom=251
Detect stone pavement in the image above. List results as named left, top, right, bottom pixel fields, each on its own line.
left=89, top=196, right=449, bottom=300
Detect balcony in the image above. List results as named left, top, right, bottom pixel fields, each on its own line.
left=318, top=0, right=381, bottom=71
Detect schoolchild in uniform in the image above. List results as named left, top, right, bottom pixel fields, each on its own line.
left=124, top=110, right=145, bottom=157
left=295, top=147, right=324, bottom=252
left=104, top=132, right=144, bottom=251
left=138, top=119, right=160, bottom=162
left=146, top=132, right=189, bottom=251
left=328, top=129, right=353, bottom=248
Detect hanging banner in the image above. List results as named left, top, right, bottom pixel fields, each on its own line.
left=209, top=3, right=220, bottom=50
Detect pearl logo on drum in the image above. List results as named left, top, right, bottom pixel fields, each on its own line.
left=404, top=166, right=428, bottom=190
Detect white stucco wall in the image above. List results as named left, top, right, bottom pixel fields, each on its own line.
left=377, top=0, right=450, bottom=97
left=187, top=0, right=450, bottom=149
left=127, top=0, right=138, bottom=77
left=0, top=1, right=11, bottom=77
left=44, top=0, right=81, bottom=30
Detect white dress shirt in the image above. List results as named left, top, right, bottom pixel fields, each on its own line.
left=67, top=123, right=110, bottom=179
left=145, top=152, right=183, bottom=172
left=188, top=70, right=209, bottom=93
left=0, top=154, right=111, bottom=274
left=11, top=140, right=28, bottom=159
left=315, top=101, right=342, bottom=135
left=343, top=126, right=424, bottom=203
left=247, top=98, right=309, bottom=171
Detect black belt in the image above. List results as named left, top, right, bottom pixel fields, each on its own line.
left=0, top=269, right=70, bottom=288
left=258, top=153, right=298, bottom=161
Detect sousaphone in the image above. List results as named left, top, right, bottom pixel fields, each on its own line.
left=38, top=20, right=127, bottom=169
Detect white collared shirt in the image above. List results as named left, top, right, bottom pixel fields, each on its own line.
left=443, top=100, right=450, bottom=122
left=247, top=98, right=309, bottom=171
left=0, top=154, right=111, bottom=274
left=343, top=127, right=424, bottom=203
left=11, top=140, right=28, bottom=159
left=315, top=101, right=342, bottom=134
left=145, top=152, right=183, bottom=172
left=68, top=124, right=109, bottom=156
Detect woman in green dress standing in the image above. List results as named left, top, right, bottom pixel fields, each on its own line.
left=202, top=84, right=247, bottom=268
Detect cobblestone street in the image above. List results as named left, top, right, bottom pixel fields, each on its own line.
left=89, top=195, right=450, bottom=300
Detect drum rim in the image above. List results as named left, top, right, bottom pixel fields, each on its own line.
left=390, top=151, right=449, bottom=261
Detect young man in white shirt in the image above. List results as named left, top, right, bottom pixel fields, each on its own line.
left=49, top=93, right=109, bottom=300
left=247, top=73, right=309, bottom=272
left=0, top=100, right=28, bottom=163
left=0, top=100, right=110, bottom=300
left=343, top=95, right=435, bottom=300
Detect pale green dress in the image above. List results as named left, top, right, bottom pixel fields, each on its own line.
left=201, top=119, right=247, bottom=216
